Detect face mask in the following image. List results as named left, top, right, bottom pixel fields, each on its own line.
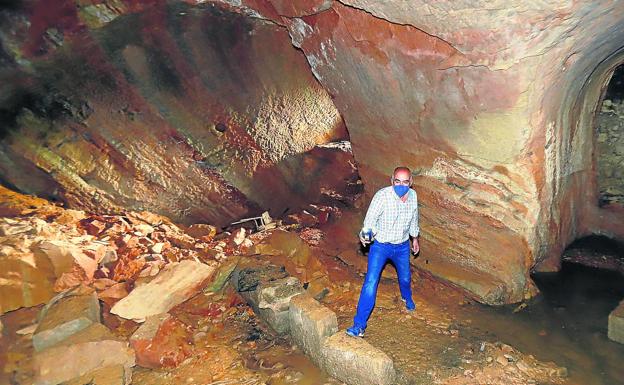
left=393, top=185, right=409, bottom=197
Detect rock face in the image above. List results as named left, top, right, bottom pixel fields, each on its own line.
left=111, top=260, right=215, bottom=322
left=3, top=1, right=624, bottom=304
left=0, top=1, right=352, bottom=228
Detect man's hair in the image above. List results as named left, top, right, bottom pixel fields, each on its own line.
left=392, top=166, right=412, bottom=177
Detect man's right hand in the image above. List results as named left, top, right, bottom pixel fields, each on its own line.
left=359, top=229, right=373, bottom=246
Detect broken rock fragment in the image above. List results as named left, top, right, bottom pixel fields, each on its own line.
left=186, top=223, right=217, bottom=240
left=129, top=313, right=192, bottom=368
left=110, top=260, right=215, bottom=322
left=33, top=291, right=101, bottom=351
left=0, top=251, right=57, bottom=314
left=35, top=240, right=97, bottom=281
left=33, top=323, right=135, bottom=385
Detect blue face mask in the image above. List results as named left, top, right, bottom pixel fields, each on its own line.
left=393, top=185, right=409, bottom=197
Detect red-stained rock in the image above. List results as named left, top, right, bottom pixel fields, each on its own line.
left=129, top=313, right=192, bottom=369
left=83, top=219, right=107, bottom=236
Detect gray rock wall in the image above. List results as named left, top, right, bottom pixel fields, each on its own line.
left=597, top=99, right=624, bottom=206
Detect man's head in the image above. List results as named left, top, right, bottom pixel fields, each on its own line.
left=391, top=166, right=412, bottom=186
left=390, top=166, right=412, bottom=198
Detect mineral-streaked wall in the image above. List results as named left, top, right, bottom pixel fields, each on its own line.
left=0, top=2, right=351, bottom=227
left=2, top=0, right=624, bottom=304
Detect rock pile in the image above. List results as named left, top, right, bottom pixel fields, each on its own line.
left=0, top=192, right=261, bottom=384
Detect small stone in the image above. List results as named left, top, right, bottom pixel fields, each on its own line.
left=151, top=242, right=165, bottom=254
left=496, top=354, right=509, bottom=366
left=232, top=228, right=246, bottom=246
left=84, top=219, right=107, bottom=236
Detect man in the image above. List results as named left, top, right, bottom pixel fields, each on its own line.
left=346, top=166, right=420, bottom=338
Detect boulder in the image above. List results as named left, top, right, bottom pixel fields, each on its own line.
left=129, top=313, right=192, bottom=369
left=608, top=300, right=624, bottom=344
left=321, top=332, right=396, bottom=385
left=110, top=260, right=215, bottom=322
left=35, top=240, right=97, bottom=281
left=33, top=323, right=135, bottom=385
left=239, top=276, right=304, bottom=334
left=33, top=291, right=101, bottom=351
left=288, top=293, right=338, bottom=365
left=0, top=251, right=57, bottom=315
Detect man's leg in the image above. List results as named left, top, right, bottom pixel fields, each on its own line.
left=352, top=242, right=388, bottom=329
left=392, top=241, right=415, bottom=310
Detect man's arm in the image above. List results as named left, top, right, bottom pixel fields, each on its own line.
left=360, top=190, right=385, bottom=243
left=409, top=192, right=420, bottom=253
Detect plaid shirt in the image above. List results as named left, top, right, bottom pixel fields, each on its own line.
left=363, top=186, right=419, bottom=244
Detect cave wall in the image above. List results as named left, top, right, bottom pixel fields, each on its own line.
left=219, top=0, right=624, bottom=303
left=2, top=0, right=624, bottom=304
left=0, top=1, right=351, bottom=227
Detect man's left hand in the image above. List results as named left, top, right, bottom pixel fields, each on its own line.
left=412, top=238, right=420, bottom=254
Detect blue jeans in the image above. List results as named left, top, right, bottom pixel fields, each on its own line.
left=353, top=240, right=413, bottom=329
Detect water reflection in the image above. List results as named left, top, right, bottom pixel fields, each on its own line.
left=463, top=262, right=624, bottom=385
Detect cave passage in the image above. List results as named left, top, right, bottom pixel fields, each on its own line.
left=3, top=1, right=624, bottom=385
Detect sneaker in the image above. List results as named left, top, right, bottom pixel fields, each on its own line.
left=345, top=325, right=365, bottom=338
left=402, top=298, right=416, bottom=312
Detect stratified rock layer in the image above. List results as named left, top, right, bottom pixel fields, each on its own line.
left=0, top=2, right=351, bottom=227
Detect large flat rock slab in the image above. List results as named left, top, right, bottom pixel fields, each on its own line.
left=288, top=293, right=338, bottom=365
left=321, top=332, right=396, bottom=385
left=33, top=291, right=100, bottom=351
left=33, top=323, right=135, bottom=385
left=608, top=300, right=624, bottom=344
left=111, top=260, right=215, bottom=322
